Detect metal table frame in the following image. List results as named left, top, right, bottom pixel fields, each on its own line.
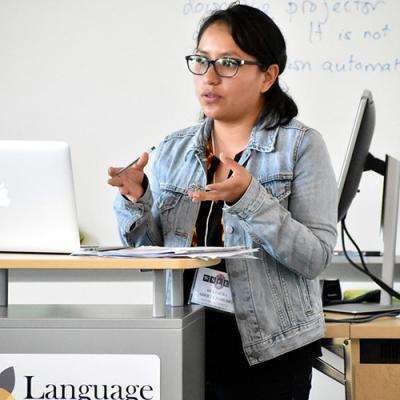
left=0, top=255, right=218, bottom=317
left=313, top=337, right=353, bottom=400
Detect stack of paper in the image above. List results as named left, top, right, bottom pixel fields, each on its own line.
left=73, top=246, right=258, bottom=260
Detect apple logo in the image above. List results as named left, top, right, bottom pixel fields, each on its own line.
left=0, top=182, right=11, bottom=207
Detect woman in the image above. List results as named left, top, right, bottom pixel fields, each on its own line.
left=108, top=4, right=337, bottom=400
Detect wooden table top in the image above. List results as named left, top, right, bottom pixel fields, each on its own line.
left=0, top=253, right=220, bottom=270
left=324, top=311, right=400, bottom=339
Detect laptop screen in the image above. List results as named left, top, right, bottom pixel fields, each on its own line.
left=0, top=140, right=80, bottom=253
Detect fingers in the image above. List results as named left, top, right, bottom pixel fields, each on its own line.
left=188, top=161, right=252, bottom=203
left=189, top=180, right=236, bottom=202
left=120, top=187, right=138, bottom=203
left=107, top=151, right=150, bottom=203
left=108, top=152, right=149, bottom=177
left=189, top=189, right=221, bottom=203
left=108, top=166, right=121, bottom=177
left=108, top=177, right=144, bottom=202
left=107, top=165, right=145, bottom=203
left=219, top=152, right=244, bottom=174
left=134, top=152, right=149, bottom=170
left=204, top=182, right=224, bottom=192
left=107, top=177, right=122, bottom=189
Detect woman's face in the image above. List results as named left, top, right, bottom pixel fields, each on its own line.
left=194, top=22, right=272, bottom=124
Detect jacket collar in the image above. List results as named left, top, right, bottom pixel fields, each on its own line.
left=185, top=118, right=213, bottom=161
left=185, top=118, right=278, bottom=161
left=248, top=121, right=279, bottom=153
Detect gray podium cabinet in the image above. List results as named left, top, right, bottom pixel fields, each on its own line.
left=0, top=304, right=204, bottom=400
left=0, top=254, right=219, bottom=400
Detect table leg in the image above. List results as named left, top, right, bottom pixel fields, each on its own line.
left=170, top=270, right=184, bottom=306
left=343, top=339, right=354, bottom=400
left=152, top=269, right=166, bottom=318
left=0, top=269, right=8, bottom=307
left=316, top=338, right=354, bottom=400
left=312, top=357, right=346, bottom=385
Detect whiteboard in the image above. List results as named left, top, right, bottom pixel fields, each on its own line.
left=1, top=0, right=399, bottom=253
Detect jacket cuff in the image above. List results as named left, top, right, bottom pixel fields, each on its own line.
left=223, top=177, right=274, bottom=219
left=119, top=174, right=151, bottom=207
left=115, top=177, right=152, bottom=234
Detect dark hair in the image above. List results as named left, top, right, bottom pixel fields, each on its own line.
left=196, top=4, right=298, bottom=130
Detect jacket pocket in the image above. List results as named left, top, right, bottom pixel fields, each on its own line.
left=156, top=185, right=185, bottom=234
left=297, top=276, right=314, bottom=316
left=260, top=175, right=292, bottom=202
left=157, top=190, right=181, bottom=212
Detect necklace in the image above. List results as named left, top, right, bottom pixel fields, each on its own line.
left=204, top=129, right=216, bottom=246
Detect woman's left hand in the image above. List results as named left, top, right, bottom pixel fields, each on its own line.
left=188, top=153, right=252, bottom=204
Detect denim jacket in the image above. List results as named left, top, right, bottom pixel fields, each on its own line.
left=114, top=117, right=337, bottom=365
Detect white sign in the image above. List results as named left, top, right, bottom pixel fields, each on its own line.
left=189, top=268, right=234, bottom=313
left=0, top=354, right=160, bottom=400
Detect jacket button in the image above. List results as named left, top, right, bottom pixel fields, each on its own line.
left=225, top=226, right=234, bottom=234
left=237, top=313, right=247, bottom=320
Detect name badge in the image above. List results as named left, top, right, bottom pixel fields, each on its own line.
left=189, top=268, right=234, bottom=313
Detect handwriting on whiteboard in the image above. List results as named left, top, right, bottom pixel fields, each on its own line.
left=182, top=0, right=389, bottom=43
left=182, top=0, right=397, bottom=74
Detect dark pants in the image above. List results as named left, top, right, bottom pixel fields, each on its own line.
left=205, top=310, right=317, bottom=400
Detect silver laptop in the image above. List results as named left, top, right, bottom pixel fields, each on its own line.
left=324, top=303, right=400, bottom=314
left=0, top=140, right=80, bottom=253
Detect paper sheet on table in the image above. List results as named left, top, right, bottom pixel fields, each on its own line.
left=72, top=246, right=259, bottom=260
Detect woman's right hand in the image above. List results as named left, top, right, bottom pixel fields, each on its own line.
left=107, top=152, right=149, bottom=203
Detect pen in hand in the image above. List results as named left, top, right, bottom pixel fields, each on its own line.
left=115, top=146, right=156, bottom=177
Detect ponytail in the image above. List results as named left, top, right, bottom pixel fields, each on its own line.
left=259, top=79, right=298, bottom=130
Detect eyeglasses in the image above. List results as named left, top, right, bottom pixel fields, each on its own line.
left=185, top=54, right=264, bottom=78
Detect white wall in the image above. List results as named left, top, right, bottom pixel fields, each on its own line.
left=1, top=0, right=399, bottom=251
